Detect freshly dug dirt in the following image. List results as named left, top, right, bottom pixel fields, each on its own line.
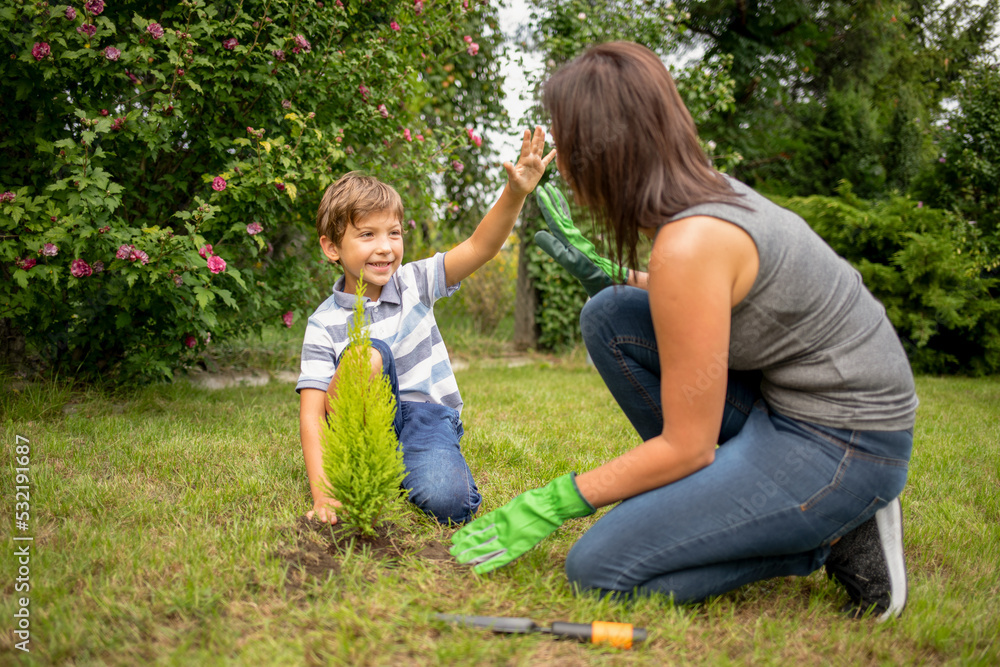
left=274, top=515, right=454, bottom=587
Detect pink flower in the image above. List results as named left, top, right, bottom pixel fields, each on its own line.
left=282, top=311, right=294, bottom=328
left=212, top=176, right=227, bottom=191
left=223, top=38, right=238, bottom=50
left=466, top=127, right=474, bottom=140
left=359, top=84, right=369, bottom=101
left=176, top=68, right=184, bottom=76
left=100, top=109, right=109, bottom=116
left=390, top=20, right=401, bottom=31
left=408, top=219, right=416, bottom=229
left=273, top=49, right=286, bottom=62
left=111, top=117, right=126, bottom=131
left=414, top=0, right=423, bottom=15
left=147, top=23, right=164, bottom=39
left=130, top=248, right=149, bottom=264
left=184, top=335, right=197, bottom=349
left=464, top=35, right=473, bottom=44
left=917, top=201, right=923, bottom=208
left=452, top=160, right=464, bottom=173
left=198, top=244, right=213, bottom=258
left=416, top=134, right=424, bottom=141
left=939, top=157, right=946, bottom=163
left=77, top=24, right=97, bottom=37
left=377, top=104, right=389, bottom=118
left=466, top=42, right=479, bottom=56
left=93, top=261, right=104, bottom=273
left=116, top=244, right=133, bottom=260
left=103, top=46, right=121, bottom=61
left=472, top=134, right=482, bottom=148
left=282, top=99, right=292, bottom=109
left=247, top=221, right=263, bottom=235
left=70, top=259, right=93, bottom=277
left=0, top=191, right=15, bottom=203
left=207, top=255, right=226, bottom=274
left=293, top=34, right=311, bottom=52
left=98, top=225, right=110, bottom=233
left=41, top=243, right=59, bottom=257
left=403, top=129, right=412, bottom=141
left=275, top=182, right=285, bottom=191
left=32, top=42, right=51, bottom=61
left=85, top=0, right=104, bottom=15
left=65, top=6, right=77, bottom=20
left=15, top=257, right=36, bottom=271
left=173, top=274, right=183, bottom=286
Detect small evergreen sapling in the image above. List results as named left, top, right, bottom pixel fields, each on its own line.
left=320, top=277, right=406, bottom=536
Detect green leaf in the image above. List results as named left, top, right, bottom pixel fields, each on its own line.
left=194, top=286, right=215, bottom=309
left=227, top=268, right=247, bottom=290
left=217, top=289, right=236, bottom=308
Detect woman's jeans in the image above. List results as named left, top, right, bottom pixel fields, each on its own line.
left=340, top=339, right=481, bottom=525
left=566, top=287, right=912, bottom=603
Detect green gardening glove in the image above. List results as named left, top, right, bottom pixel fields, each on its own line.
left=450, top=473, right=595, bottom=574
left=534, top=183, right=626, bottom=296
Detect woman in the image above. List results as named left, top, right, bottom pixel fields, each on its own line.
left=450, top=42, right=916, bottom=621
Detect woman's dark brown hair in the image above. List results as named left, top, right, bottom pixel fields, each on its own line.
left=543, top=41, right=743, bottom=274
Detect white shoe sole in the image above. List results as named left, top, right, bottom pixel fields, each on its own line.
left=874, top=496, right=907, bottom=622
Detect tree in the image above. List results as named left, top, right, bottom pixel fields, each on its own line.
left=670, top=0, right=999, bottom=197
left=0, top=0, right=502, bottom=382
left=321, top=277, right=405, bottom=537
left=912, top=58, right=1000, bottom=247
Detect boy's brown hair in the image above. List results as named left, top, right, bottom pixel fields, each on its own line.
left=316, top=171, right=405, bottom=245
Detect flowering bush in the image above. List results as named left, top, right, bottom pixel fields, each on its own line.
left=1, top=0, right=502, bottom=383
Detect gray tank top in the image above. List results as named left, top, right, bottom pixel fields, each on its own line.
left=669, top=176, right=917, bottom=431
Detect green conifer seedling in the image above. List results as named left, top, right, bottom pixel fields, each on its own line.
left=320, top=276, right=406, bottom=537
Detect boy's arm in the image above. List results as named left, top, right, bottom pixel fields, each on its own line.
left=300, top=388, right=341, bottom=523
left=445, top=126, right=555, bottom=285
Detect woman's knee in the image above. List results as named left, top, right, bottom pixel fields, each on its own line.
left=580, top=288, right=618, bottom=346
left=565, top=539, right=613, bottom=593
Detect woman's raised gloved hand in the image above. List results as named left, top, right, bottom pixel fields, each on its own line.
left=534, top=183, right=627, bottom=296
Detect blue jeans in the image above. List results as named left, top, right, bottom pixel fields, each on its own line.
left=340, top=339, right=481, bottom=525
left=567, top=287, right=912, bottom=603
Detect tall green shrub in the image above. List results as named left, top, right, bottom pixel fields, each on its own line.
left=0, top=0, right=499, bottom=382
left=775, top=185, right=1000, bottom=375
left=320, top=278, right=405, bottom=537
left=912, top=58, right=1000, bottom=244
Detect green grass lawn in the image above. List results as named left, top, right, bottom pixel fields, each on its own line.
left=2, top=352, right=998, bottom=665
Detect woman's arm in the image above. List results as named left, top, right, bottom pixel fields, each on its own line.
left=575, top=216, right=758, bottom=507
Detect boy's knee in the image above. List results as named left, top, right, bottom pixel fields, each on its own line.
left=367, top=347, right=383, bottom=375
left=406, top=473, right=481, bottom=526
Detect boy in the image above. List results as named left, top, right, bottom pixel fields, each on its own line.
left=297, top=126, right=554, bottom=525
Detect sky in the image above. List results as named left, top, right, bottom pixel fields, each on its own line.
left=492, top=0, right=546, bottom=165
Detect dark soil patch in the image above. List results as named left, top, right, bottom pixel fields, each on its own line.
left=274, top=515, right=455, bottom=589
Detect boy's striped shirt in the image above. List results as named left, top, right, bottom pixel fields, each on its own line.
left=296, top=253, right=463, bottom=413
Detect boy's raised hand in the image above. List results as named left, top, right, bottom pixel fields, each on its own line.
left=504, top=126, right=556, bottom=197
